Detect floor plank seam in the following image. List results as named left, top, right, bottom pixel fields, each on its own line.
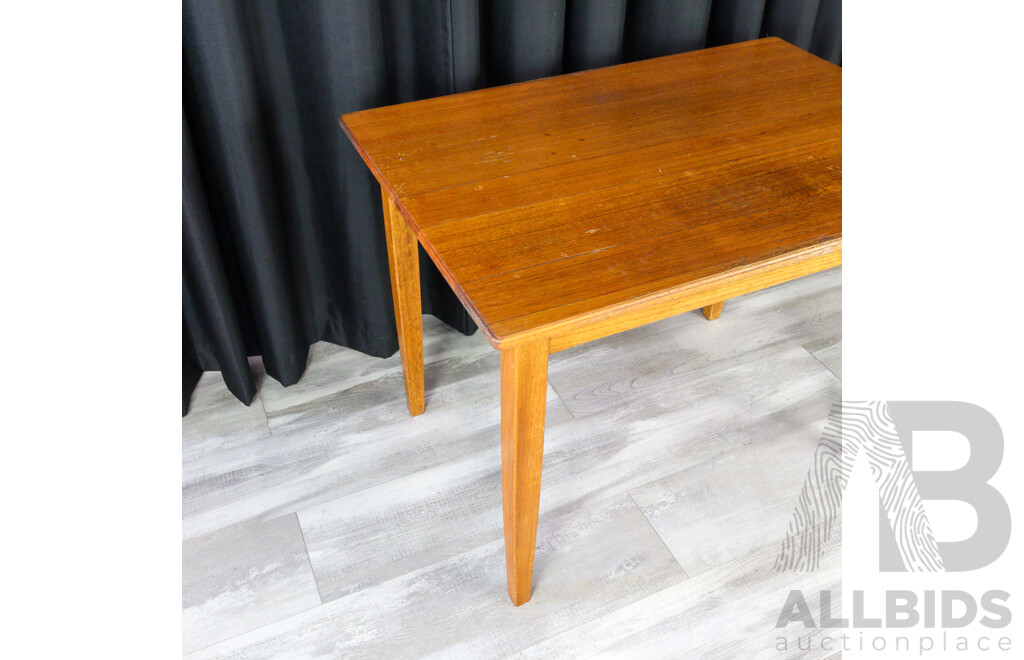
left=801, top=343, right=842, bottom=381
left=547, top=379, right=579, bottom=420
left=627, top=491, right=690, bottom=581
left=256, top=392, right=275, bottom=438
left=295, top=513, right=325, bottom=607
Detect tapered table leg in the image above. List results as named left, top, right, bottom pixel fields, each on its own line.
left=381, top=190, right=425, bottom=416
left=500, top=340, right=548, bottom=606
left=702, top=301, right=724, bottom=321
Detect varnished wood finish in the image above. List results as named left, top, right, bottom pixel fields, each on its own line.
left=343, top=38, right=841, bottom=351
left=341, top=38, right=843, bottom=605
left=500, top=341, right=549, bottom=606
left=381, top=191, right=425, bottom=416
left=703, top=302, right=724, bottom=321
left=546, top=243, right=839, bottom=353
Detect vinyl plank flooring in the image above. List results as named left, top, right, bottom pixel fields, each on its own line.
left=295, top=384, right=569, bottom=602
left=182, top=514, right=321, bottom=655
left=521, top=343, right=839, bottom=531
left=257, top=316, right=491, bottom=417
left=182, top=321, right=570, bottom=542
left=547, top=267, right=840, bottom=416
left=182, top=361, right=272, bottom=472
left=185, top=493, right=686, bottom=660
left=298, top=342, right=837, bottom=604
left=182, top=275, right=842, bottom=658
left=628, top=409, right=832, bottom=576
left=513, top=526, right=841, bottom=659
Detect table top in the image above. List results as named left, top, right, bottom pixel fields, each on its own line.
left=341, top=37, right=841, bottom=349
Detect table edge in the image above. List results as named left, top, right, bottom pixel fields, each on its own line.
left=337, top=37, right=802, bottom=134
left=347, top=115, right=842, bottom=353
left=508, top=238, right=842, bottom=353
left=338, top=40, right=842, bottom=355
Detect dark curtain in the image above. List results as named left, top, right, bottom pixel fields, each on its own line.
left=183, top=0, right=841, bottom=415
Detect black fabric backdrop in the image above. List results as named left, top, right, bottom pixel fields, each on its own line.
left=183, top=0, right=841, bottom=415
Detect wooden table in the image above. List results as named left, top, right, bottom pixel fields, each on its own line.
left=340, top=37, right=841, bottom=606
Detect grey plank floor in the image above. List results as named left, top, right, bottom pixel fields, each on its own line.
left=183, top=267, right=841, bottom=659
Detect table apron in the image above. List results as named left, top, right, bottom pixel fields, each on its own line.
left=534, top=241, right=842, bottom=353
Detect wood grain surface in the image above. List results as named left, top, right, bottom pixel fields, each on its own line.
left=500, top=341, right=549, bottom=605
left=341, top=38, right=842, bottom=350
left=382, top=191, right=426, bottom=415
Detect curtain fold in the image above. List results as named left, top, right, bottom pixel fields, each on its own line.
left=183, top=0, right=842, bottom=415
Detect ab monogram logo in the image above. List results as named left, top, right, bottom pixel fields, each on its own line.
left=775, top=401, right=1010, bottom=573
